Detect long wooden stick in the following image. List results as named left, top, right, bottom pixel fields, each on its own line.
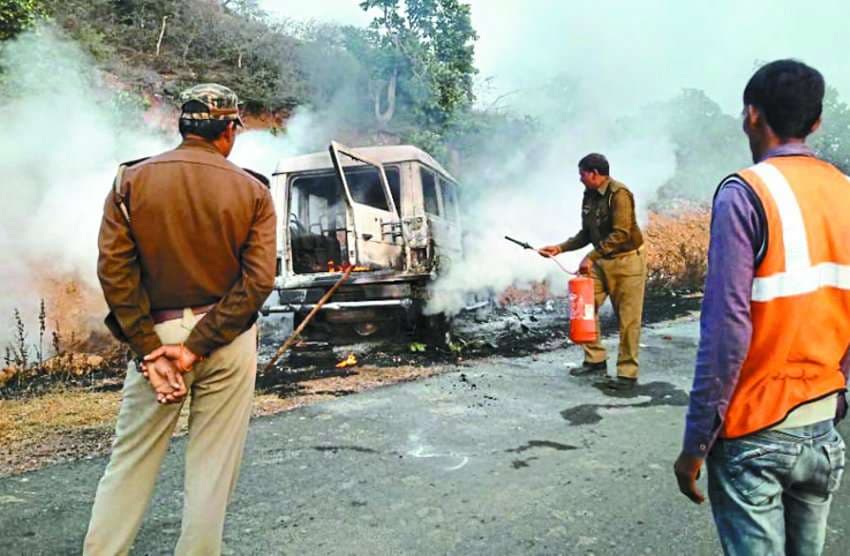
left=263, top=265, right=354, bottom=372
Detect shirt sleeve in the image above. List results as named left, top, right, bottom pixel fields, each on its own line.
left=592, top=189, right=635, bottom=259
left=558, top=228, right=590, bottom=252
left=682, top=179, right=763, bottom=457
left=184, top=188, right=278, bottom=356
left=97, top=190, right=162, bottom=357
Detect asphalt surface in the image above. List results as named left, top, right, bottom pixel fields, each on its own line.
left=1, top=313, right=849, bottom=555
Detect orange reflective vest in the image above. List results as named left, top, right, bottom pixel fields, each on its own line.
left=721, top=155, right=850, bottom=438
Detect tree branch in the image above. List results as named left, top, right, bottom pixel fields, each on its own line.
left=155, top=15, right=168, bottom=58
left=374, top=67, right=398, bottom=127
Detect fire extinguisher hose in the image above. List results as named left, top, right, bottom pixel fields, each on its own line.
left=504, top=235, right=578, bottom=275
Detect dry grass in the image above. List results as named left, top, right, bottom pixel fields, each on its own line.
left=644, top=207, right=711, bottom=291
left=0, top=390, right=121, bottom=447
left=498, top=282, right=555, bottom=305
left=0, top=364, right=449, bottom=476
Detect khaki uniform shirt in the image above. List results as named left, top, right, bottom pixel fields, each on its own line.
left=558, top=177, right=643, bottom=260
left=97, top=138, right=277, bottom=357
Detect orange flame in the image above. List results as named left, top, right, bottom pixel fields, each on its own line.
left=327, top=261, right=370, bottom=273
left=335, top=353, right=358, bottom=369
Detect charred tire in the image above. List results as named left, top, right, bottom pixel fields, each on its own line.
left=405, top=301, right=452, bottom=346
left=294, top=310, right=405, bottom=344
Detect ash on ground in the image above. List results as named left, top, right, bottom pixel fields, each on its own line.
left=256, top=290, right=702, bottom=392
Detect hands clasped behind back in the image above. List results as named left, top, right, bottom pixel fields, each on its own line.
left=140, top=345, right=200, bottom=404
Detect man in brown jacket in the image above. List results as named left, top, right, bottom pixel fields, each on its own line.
left=84, top=84, right=277, bottom=555
left=540, top=153, right=647, bottom=391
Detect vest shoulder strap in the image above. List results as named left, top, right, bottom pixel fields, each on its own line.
left=714, top=172, right=769, bottom=265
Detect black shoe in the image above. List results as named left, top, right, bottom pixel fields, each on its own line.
left=600, top=376, right=637, bottom=391
left=570, top=360, right=607, bottom=376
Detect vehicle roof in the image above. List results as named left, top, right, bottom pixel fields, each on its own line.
left=273, top=144, right=457, bottom=182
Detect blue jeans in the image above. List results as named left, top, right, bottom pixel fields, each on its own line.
left=707, top=420, right=846, bottom=555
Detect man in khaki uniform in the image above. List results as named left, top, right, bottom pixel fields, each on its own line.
left=84, top=84, right=277, bottom=555
left=540, top=153, right=646, bottom=391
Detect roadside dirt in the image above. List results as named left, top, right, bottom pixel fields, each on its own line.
left=0, top=290, right=700, bottom=477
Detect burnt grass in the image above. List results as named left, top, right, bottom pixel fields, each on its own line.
left=256, top=288, right=702, bottom=390
left=2, top=288, right=700, bottom=401
left=0, top=364, right=127, bottom=400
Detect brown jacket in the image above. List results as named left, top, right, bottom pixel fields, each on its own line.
left=558, top=178, right=643, bottom=260
left=97, top=138, right=277, bottom=357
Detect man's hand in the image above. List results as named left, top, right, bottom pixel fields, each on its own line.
left=674, top=451, right=706, bottom=504
left=144, top=356, right=187, bottom=404
left=538, top=245, right=561, bottom=258
left=578, top=256, right=593, bottom=275
left=144, top=344, right=200, bottom=373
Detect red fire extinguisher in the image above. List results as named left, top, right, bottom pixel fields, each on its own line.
left=502, top=235, right=598, bottom=344
left=568, top=275, right=597, bottom=344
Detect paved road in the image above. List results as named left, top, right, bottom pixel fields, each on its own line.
left=1, top=314, right=848, bottom=555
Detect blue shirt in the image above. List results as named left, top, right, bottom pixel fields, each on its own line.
left=681, top=143, right=849, bottom=457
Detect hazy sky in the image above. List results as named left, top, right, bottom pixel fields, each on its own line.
left=262, top=0, right=850, bottom=115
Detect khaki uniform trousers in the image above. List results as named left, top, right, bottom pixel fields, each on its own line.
left=84, top=309, right=257, bottom=556
left=582, top=246, right=647, bottom=379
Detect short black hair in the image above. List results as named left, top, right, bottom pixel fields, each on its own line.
left=178, top=100, right=233, bottom=140
left=578, top=153, right=609, bottom=176
left=743, top=59, right=824, bottom=139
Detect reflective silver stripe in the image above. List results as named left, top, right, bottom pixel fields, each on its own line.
left=750, top=163, right=850, bottom=301
left=750, top=162, right=810, bottom=271
left=752, top=262, right=850, bottom=301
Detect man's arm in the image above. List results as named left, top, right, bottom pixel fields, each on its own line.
left=682, top=180, right=763, bottom=457
left=557, top=228, right=590, bottom=253
left=184, top=189, right=277, bottom=356
left=590, top=189, right=633, bottom=260
left=97, top=190, right=161, bottom=357
left=674, top=179, right=763, bottom=503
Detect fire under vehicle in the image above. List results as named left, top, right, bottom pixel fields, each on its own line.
left=262, top=142, right=463, bottom=341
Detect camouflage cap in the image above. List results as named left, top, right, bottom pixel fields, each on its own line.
left=179, top=83, right=244, bottom=126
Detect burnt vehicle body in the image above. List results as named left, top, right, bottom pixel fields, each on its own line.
left=262, top=142, right=462, bottom=340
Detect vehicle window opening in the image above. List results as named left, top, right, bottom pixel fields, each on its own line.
left=289, top=167, right=401, bottom=274
left=439, top=177, right=458, bottom=221
left=421, top=168, right=440, bottom=216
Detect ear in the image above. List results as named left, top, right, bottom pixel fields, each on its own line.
left=745, top=104, right=761, bottom=128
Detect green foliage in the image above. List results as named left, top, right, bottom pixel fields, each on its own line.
left=0, top=0, right=45, bottom=40
left=645, top=85, right=850, bottom=207
left=359, top=0, right=478, bottom=143
left=409, top=342, right=426, bottom=352
left=649, top=89, right=751, bottom=205
left=39, top=0, right=307, bottom=111
left=812, top=87, right=850, bottom=173
left=4, top=0, right=481, bottom=159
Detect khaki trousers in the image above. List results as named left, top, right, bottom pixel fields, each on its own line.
left=84, top=310, right=257, bottom=556
left=582, top=246, right=647, bottom=379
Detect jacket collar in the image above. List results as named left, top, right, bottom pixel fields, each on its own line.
left=760, top=142, right=814, bottom=162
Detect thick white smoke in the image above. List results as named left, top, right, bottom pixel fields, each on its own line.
left=0, top=28, right=172, bottom=344
left=0, top=26, right=344, bottom=346
left=425, top=111, right=676, bottom=315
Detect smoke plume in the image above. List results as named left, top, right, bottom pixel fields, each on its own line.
left=0, top=27, right=173, bottom=346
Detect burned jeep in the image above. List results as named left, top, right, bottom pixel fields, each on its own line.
left=262, top=142, right=462, bottom=341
